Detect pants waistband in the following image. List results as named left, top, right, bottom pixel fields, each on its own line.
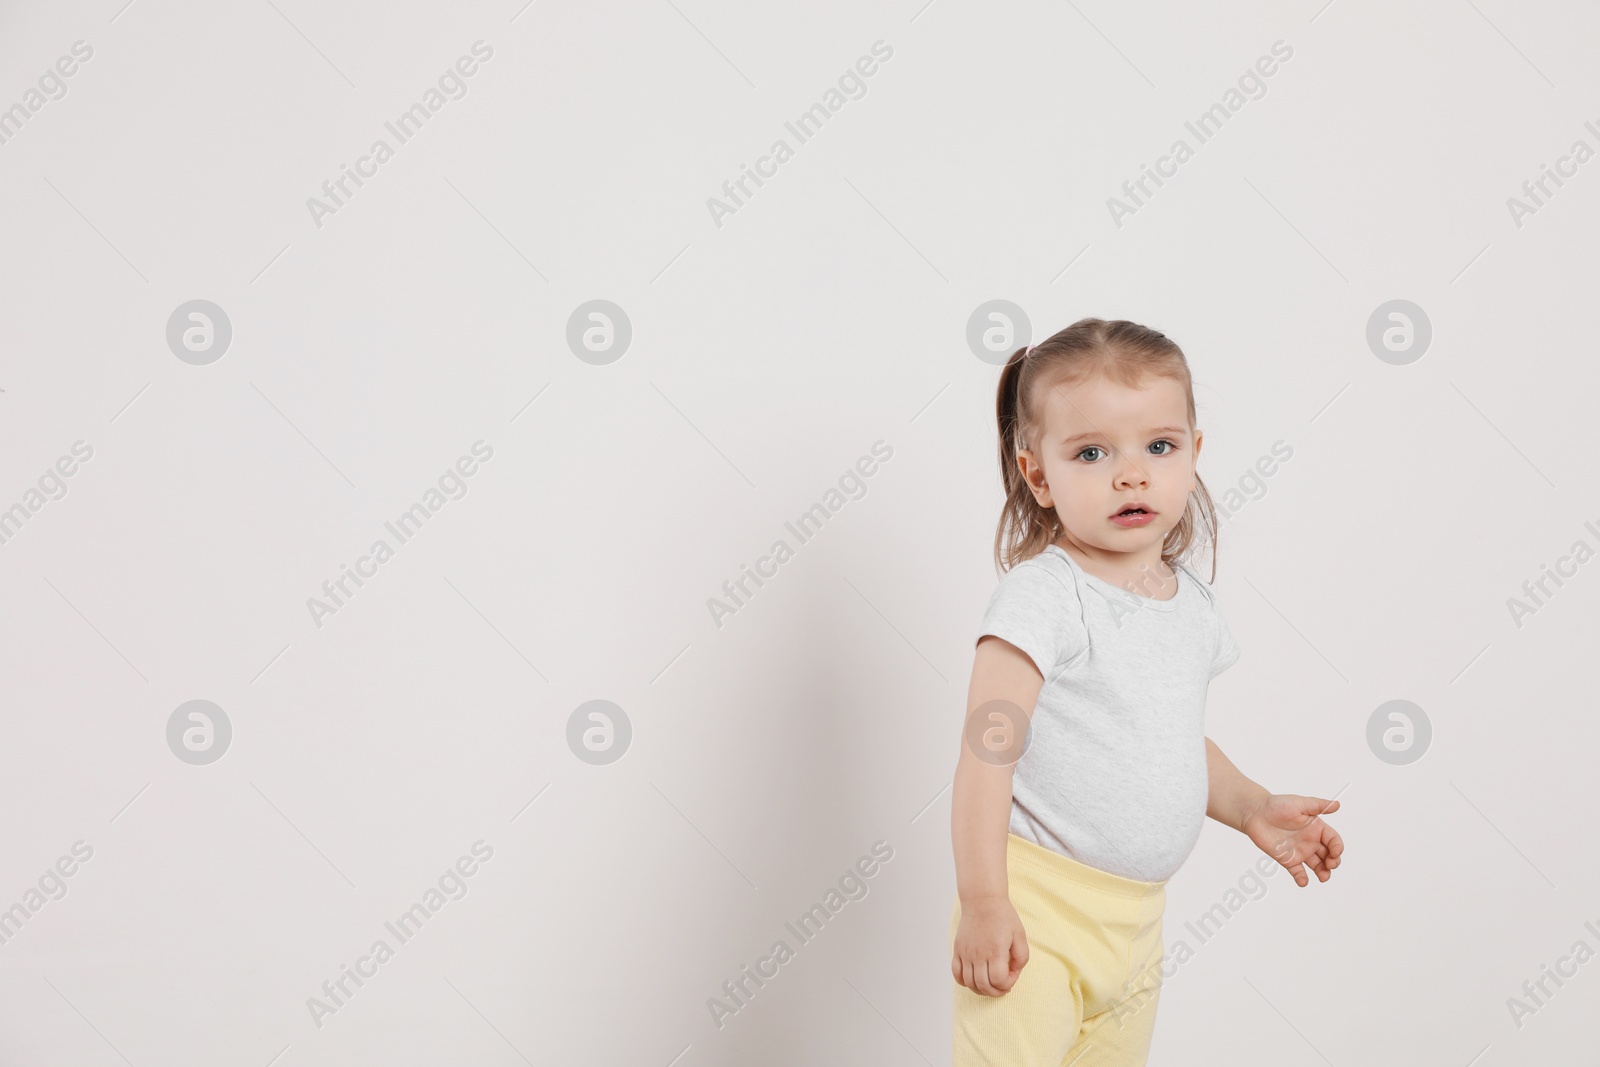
left=1005, top=832, right=1167, bottom=902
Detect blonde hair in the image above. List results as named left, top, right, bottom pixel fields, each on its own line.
left=993, top=317, right=1219, bottom=581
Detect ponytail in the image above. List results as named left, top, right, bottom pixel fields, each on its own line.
left=993, top=345, right=1064, bottom=574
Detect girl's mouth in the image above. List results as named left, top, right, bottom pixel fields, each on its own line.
left=1111, top=507, right=1155, bottom=528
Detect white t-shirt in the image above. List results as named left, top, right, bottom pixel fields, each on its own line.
left=976, top=543, right=1240, bottom=883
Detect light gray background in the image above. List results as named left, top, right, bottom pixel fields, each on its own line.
left=1, top=0, right=1595, bottom=1064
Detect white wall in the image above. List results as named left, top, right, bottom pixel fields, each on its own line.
left=0, top=0, right=1594, bottom=1063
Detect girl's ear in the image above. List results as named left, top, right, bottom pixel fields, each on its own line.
left=1017, top=449, right=1052, bottom=507
left=1189, top=430, right=1203, bottom=494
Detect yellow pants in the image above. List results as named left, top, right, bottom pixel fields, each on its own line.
left=950, top=833, right=1167, bottom=1066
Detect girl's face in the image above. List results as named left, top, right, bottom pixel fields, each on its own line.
left=1016, top=371, right=1202, bottom=566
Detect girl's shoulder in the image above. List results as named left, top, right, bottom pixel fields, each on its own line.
left=985, top=547, right=1087, bottom=622
left=996, top=545, right=1082, bottom=597
left=982, top=547, right=1090, bottom=680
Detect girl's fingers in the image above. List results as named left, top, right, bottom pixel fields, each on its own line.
left=985, top=954, right=1010, bottom=996
left=955, top=941, right=1030, bottom=996
left=1297, top=796, right=1339, bottom=818
left=1310, top=842, right=1341, bottom=881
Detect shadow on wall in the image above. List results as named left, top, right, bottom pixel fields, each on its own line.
left=694, top=538, right=903, bottom=1064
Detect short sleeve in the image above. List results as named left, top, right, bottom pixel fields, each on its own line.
left=1210, top=604, right=1241, bottom=679
left=977, top=560, right=1088, bottom=682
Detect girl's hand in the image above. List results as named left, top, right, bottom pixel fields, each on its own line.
left=1242, top=794, right=1344, bottom=887
left=951, top=896, right=1029, bottom=996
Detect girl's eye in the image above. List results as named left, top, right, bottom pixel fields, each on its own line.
left=1075, top=441, right=1177, bottom=460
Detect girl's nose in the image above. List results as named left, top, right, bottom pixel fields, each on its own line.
left=1114, top=458, right=1148, bottom=489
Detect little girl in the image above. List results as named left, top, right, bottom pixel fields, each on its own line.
left=949, top=318, right=1345, bottom=1065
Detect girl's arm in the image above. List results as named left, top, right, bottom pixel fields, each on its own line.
left=952, top=637, right=1044, bottom=904
left=1205, top=736, right=1346, bottom=886
left=1205, top=736, right=1270, bottom=832
left=950, top=636, right=1042, bottom=996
